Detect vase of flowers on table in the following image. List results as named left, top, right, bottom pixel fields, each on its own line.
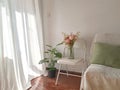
left=59, top=32, right=80, bottom=59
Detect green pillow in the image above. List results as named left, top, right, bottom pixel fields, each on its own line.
left=91, top=42, right=120, bottom=69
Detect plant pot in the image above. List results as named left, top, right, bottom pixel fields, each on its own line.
left=48, top=68, right=56, bottom=78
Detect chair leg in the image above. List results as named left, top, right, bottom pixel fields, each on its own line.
left=65, top=64, right=69, bottom=76
left=80, top=76, right=84, bottom=90
left=80, top=70, right=84, bottom=90
left=55, top=64, right=62, bottom=85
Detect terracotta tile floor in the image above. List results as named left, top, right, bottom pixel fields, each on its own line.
left=28, top=74, right=81, bottom=90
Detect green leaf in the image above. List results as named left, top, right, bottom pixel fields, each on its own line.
left=44, top=51, right=49, bottom=53
left=39, top=58, right=49, bottom=64
left=46, top=45, right=52, bottom=48
left=56, top=42, right=64, bottom=46
left=54, top=52, right=62, bottom=58
left=47, top=49, right=51, bottom=51
left=48, top=67, right=56, bottom=71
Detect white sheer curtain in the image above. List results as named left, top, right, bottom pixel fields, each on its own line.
left=0, top=0, right=44, bottom=90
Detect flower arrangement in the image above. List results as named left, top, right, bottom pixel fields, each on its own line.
left=59, top=32, right=80, bottom=59
left=62, top=32, right=80, bottom=47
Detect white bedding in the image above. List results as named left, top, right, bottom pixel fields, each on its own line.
left=81, top=64, right=120, bottom=90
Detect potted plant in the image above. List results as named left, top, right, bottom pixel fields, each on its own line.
left=39, top=45, right=62, bottom=78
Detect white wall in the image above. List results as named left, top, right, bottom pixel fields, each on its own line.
left=42, top=0, right=120, bottom=72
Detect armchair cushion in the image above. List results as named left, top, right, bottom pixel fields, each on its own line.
left=91, top=42, right=120, bottom=69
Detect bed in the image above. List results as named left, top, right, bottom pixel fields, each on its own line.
left=81, top=33, right=120, bottom=90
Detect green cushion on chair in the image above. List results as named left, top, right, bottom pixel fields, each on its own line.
left=91, top=42, right=120, bottom=69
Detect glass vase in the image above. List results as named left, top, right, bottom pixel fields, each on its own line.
left=68, top=46, right=74, bottom=59
left=63, top=45, right=75, bottom=59
left=63, top=46, right=74, bottom=59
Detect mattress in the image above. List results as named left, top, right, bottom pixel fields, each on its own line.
left=81, top=64, right=120, bottom=90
